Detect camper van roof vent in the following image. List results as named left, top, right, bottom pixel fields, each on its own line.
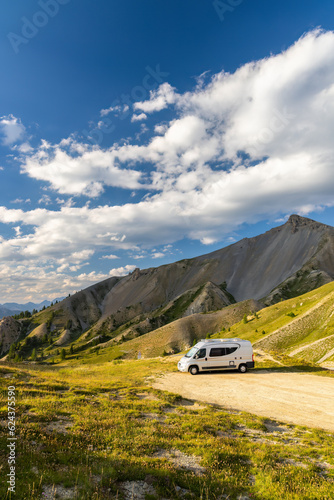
left=199, top=338, right=244, bottom=343
left=199, top=338, right=246, bottom=343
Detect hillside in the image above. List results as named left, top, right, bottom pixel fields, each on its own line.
left=2, top=214, right=334, bottom=362
left=78, top=214, right=334, bottom=328
left=97, top=299, right=263, bottom=360
left=73, top=281, right=334, bottom=365
left=209, top=281, right=334, bottom=369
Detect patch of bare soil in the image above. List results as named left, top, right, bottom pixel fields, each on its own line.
left=140, top=412, right=165, bottom=422
left=119, top=480, right=158, bottom=500
left=42, top=485, right=76, bottom=499
left=44, top=417, right=74, bottom=435
left=152, top=448, right=206, bottom=475
left=231, top=420, right=299, bottom=446
left=179, top=399, right=207, bottom=410
left=153, top=372, right=334, bottom=433
left=135, top=392, right=160, bottom=401
left=54, top=329, right=71, bottom=346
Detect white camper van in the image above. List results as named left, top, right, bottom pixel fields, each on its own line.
left=177, top=338, right=254, bottom=375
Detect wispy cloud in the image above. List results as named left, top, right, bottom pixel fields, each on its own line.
left=100, top=104, right=127, bottom=117
left=100, top=254, right=120, bottom=260
left=38, top=194, right=52, bottom=205
left=151, top=252, right=164, bottom=259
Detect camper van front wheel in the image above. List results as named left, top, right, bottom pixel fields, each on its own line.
left=238, top=364, right=247, bottom=373
left=189, top=365, right=199, bottom=375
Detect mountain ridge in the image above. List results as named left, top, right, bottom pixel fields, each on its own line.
left=2, top=214, right=334, bottom=360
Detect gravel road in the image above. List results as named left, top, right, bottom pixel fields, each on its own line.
left=153, top=371, right=334, bottom=433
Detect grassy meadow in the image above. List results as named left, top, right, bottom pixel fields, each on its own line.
left=1, top=357, right=334, bottom=500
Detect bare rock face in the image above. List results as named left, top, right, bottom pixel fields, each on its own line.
left=5, top=215, right=334, bottom=355
left=48, top=215, right=334, bottom=339
left=93, top=215, right=334, bottom=321
left=61, top=277, right=120, bottom=331
left=0, top=317, right=21, bottom=355
left=192, top=214, right=334, bottom=303
left=183, top=282, right=234, bottom=316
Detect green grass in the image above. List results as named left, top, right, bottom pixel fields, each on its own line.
left=1, top=359, right=334, bottom=499
left=3, top=284, right=334, bottom=497
left=209, top=282, right=334, bottom=364
left=253, top=354, right=334, bottom=377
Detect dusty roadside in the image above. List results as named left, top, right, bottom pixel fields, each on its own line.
left=153, top=371, right=334, bottom=433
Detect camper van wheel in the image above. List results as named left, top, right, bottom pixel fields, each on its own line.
left=238, top=364, right=247, bottom=373
left=189, top=365, right=199, bottom=375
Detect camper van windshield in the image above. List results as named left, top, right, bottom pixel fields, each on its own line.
left=185, top=347, right=198, bottom=358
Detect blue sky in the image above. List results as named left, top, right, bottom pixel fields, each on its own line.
left=1, top=0, right=334, bottom=302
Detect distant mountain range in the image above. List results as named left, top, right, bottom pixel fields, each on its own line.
left=2, top=214, right=334, bottom=360
left=0, top=298, right=64, bottom=319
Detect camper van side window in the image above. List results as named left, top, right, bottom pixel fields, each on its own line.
left=226, top=347, right=238, bottom=354
left=210, top=347, right=226, bottom=357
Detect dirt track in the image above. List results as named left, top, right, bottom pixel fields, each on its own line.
left=153, top=371, right=334, bottom=433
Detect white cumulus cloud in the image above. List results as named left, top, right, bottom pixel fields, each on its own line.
left=21, top=139, right=146, bottom=197
left=0, top=115, right=26, bottom=145
left=133, top=82, right=178, bottom=113
left=2, top=30, right=334, bottom=300
left=131, top=113, right=147, bottom=122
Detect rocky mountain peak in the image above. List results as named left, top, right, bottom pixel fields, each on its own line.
left=130, top=268, right=142, bottom=280
left=286, top=214, right=331, bottom=234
